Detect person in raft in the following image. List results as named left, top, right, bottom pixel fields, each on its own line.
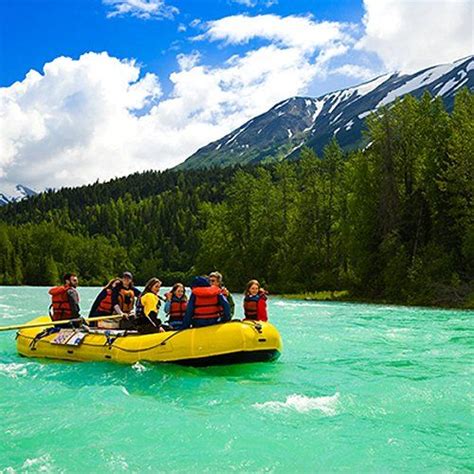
left=243, top=279, right=268, bottom=322
left=88, top=277, right=121, bottom=325
left=48, top=273, right=81, bottom=326
left=209, top=271, right=235, bottom=318
left=113, top=271, right=141, bottom=317
left=181, top=276, right=231, bottom=329
left=164, top=283, right=188, bottom=330
left=134, top=277, right=164, bottom=333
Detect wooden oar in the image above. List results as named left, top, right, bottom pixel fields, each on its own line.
left=0, top=314, right=124, bottom=332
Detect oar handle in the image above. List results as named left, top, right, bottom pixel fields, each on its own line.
left=0, top=314, right=124, bottom=333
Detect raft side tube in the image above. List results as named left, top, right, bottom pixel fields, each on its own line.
left=16, top=317, right=282, bottom=366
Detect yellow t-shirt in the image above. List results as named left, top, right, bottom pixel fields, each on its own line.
left=140, top=292, right=160, bottom=317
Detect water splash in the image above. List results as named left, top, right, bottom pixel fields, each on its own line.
left=253, top=393, right=340, bottom=416
left=0, top=362, right=28, bottom=379
left=2, top=453, right=57, bottom=473
left=132, top=362, right=147, bottom=373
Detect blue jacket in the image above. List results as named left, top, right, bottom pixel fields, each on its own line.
left=181, top=277, right=231, bottom=329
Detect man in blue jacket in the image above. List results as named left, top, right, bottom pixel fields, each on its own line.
left=182, top=276, right=231, bottom=329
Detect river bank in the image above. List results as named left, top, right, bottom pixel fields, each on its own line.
left=279, top=290, right=474, bottom=310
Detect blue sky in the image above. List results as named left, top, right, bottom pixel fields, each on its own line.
left=0, top=0, right=471, bottom=191
left=1, top=0, right=367, bottom=94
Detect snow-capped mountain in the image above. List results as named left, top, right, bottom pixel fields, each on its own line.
left=179, top=56, right=473, bottom=169
left=0, top=184, right=38, bottom=206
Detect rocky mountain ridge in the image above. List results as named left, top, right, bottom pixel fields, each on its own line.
left=179, top=56, right=473, bottom=169
left=0, top=184, right=38, bottom=206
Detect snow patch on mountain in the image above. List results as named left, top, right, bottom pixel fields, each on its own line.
left=178, top=56, right=473, bottom=170
left=274, top=99, right=290, bottom=111
left=311, top=100, right=324, bottom=123
left=437, top=77, right=461, bottom=96
left=285, top=141, right=305, bottom=158
left=225, top=120, right=254, bottom=146
left=350, top=73, right=392, bottom=98
left=0, top=184, right=38, bottom=206
left=377, top=60, right=469, bottom=107
left=358, top=109, right=375, bottom=119
left=452, top=78, right=469, bottom=92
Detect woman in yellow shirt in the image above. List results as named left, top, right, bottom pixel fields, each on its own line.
left=135, top=277, right=163, bottom=333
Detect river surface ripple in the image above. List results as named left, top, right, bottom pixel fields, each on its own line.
left=0, top=286, right=472, bottom=473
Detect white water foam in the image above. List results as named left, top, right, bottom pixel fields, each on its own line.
left=0, top=362, right=28, bottom=379
left=1, top=454, right=57, bottom=473
left=132, top=362, right=147, bottom=373
left=273, top=301, right=318, bottom=308
left=253, top=393, right=340, bottom=416
left=385, top=328, right=411, bottom=340
left=107, top=454, right=129, bottom=470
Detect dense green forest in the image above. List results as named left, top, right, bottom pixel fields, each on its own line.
left=1, top=90, right=472, bottom=307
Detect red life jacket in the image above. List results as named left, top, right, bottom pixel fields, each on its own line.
left=118, top=287, right=135, bottom=313
left=97, top=289, right=113, bottom=314
left=243, top=296, right=259, bottom=320
left=49, top=285, right=76, bottom=321
left=168, top=297, right=187, bottom=322
left=192, top=286, right=223, bottom=320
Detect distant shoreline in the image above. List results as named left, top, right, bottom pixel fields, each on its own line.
left=278, top=291, right=474, bottom=311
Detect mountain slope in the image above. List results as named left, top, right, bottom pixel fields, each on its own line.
left=0, top=184, right=37, bottom=206
left=178, top=56, right=473, bottom=169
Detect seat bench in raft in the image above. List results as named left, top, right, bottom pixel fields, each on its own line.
left=16, top=317, right=282, bottom=366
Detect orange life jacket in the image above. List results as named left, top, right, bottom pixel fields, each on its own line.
left=118, top=287, right=135, bottom=313
left=97, top=289, right=113, bottom=314
left=243, top=297, right=259, bottom=320
left=168, top=297, right=187, bottom=322
left=49, top=285, right=75, bottom=321
left=192, top=286, right=223, bottom=320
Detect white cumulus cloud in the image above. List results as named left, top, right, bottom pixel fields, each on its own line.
left=195, top=14, right=352, bottom=52
left=0, top=53, right=163, bottom=189
left=0, top=14, right=355, bottom=190
left=103, top=0, right=179, bottom=20
left=176, top=51, right=202, bottom=71
left=1, top=5, right=471, bottom=191
left=331, top=63, right=379, bottom=80
left=230, top=0, right=278, bottom=7
left=358, top=0, right=473, bottom=72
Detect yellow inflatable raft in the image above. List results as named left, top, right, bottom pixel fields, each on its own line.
left=16, top=317, right=282, bottom=366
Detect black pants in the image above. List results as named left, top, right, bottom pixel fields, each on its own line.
left=121, top=313, right=162, bottom=333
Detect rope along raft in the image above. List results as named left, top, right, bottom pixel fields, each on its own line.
left=15, top=316, right=282, bottom=366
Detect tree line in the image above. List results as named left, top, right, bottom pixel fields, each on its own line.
left=0, top=90, right=472, bottom=307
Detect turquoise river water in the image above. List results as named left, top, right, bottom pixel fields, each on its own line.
left=0, top=286, right=473, bottom=473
